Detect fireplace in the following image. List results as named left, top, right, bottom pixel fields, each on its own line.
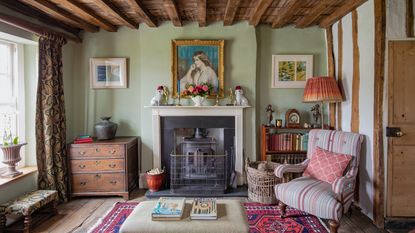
left=147, top=106, right=249, bottom=187
left=170, top=129, right=227, bottom=194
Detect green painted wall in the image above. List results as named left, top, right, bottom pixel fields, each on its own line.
left=256, top=25, right=327, bottom=128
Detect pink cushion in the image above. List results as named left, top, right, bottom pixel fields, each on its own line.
left=303, top=147, right=352, bottom=184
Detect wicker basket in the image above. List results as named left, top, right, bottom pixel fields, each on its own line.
left=246, top=160, right=281, bottom=204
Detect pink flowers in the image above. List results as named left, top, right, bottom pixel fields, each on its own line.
left=182, top=83, right=213, bottom=97
left=157, top=85, right=164, bottom=91
left=235, top=85, right=242, bottom=90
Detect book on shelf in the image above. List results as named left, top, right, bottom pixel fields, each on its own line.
left=267, top=132, right=309, bottom=152
left=151, top=197, right=185, bottom=221
left=190, top=198, right=217, bottom=220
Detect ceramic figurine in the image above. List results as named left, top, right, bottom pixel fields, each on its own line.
left=234, top=86, right=249, bottom=106
left=150, top=86, right=165, bottom=106
left=266, top=104, right=274, bottom=126
left=311, top=104, right=321, bottom=128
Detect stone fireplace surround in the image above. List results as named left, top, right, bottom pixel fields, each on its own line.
left=146, top=106, right=250, bottom=185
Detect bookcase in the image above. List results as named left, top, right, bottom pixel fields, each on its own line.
left=260, top=125, right=310, bottom=164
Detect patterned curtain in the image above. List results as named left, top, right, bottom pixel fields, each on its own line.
left=36, top=33, right=68, bottom=202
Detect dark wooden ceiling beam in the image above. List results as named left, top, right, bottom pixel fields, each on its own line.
left=249, top=0, right=273, bottom=26
left=319, top=0, right=368, bottom=28
left=163, top=0, right=182, bottom=27
left=0, top=0, right=80, bottom=35
left=20, top=0, right=99, bottom=32
left=197, top=0, right=207, bottom=27
left=94, top=0, right=139, bottom=29
left=53, top=0, right=117, bottom=32
left=224, top=0, right=241, bottom=26
left=0, top=11, right=81, bottom=42
left=295, top=0, right=338, bottom=28
left=124, top=0, right=157, bottom=27
left=272, top=0, right=304, bottom=28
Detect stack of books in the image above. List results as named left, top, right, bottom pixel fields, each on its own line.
left=190, top=198, right=217, bottom=220
left=151, top=197, right=185, bottom=221
left=268, top=133, right=309, bottom=151
left=73, top=135, right=93, bottom=144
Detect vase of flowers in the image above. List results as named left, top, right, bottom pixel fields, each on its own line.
left=181, top=83, right=213, bottom=106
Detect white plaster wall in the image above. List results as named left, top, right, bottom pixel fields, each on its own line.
left=332, top=1, right=375, bottom=219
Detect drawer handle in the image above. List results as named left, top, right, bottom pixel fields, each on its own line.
left=78, top=164, right=86, bottom=169
left=109, top=180, right=117, bottom=185
left=109, top=149, right=117, bottom=154
left=95, top=148, right=100, bottom=152
left=80, top=181, right=87, bottom=186
left=78, top=151, right=86, bottom=155
left=95, top=161, right=101, bottom=166
left=95, top=174, right=101, bottom=179
left=108, top=164, right=117, bottom=168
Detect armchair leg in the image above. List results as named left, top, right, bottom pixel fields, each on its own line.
left=278, top=201, right=287, bottom=218
left=328, top=220, right=339, bottom=233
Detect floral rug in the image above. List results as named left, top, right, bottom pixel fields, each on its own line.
left=89, top=202, right=328, bottom=233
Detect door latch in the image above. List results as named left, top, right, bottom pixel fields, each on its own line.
left=386, top=127, right=405, bottom=137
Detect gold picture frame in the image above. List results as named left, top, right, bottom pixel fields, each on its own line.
left=172, top=39, right=224, bottom=98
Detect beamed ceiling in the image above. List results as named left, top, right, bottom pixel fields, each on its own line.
left=0, top=0, right=367, bottom=42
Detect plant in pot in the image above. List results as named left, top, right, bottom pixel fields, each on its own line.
left=145, top=167, right=165, bottom=192
left=0, top=135, right=26, bottom=178
left=181, top=83, right=213, bottom=106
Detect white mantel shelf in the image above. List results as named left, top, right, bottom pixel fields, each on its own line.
left=146, top=105, right=251, bottom=185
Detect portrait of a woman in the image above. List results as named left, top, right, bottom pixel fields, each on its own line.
left=180, top=51, right=218, bottom=93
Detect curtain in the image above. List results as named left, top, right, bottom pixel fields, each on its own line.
left=36, top=33, right=68, bottom=202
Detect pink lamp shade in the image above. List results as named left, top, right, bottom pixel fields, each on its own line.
left=303, top=76, right=343, bottom=103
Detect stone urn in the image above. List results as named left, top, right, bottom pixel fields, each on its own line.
left=191, top=96, right=206, bottom=106
left=0, top=143, right=27, bottom=178
left=95, top=117, right=118, bottom=140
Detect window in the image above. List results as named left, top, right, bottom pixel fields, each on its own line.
left=0, top=40, right=22, bottom=171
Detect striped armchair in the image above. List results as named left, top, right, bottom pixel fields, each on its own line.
left=274, top=130, right=364, bottom=233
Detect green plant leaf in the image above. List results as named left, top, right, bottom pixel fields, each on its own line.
left=13, top=136, right=19, bottom=145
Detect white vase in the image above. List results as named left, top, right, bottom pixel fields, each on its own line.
left=191, top=96, right=206, bottom=106
left=0, top=143, right=27, bottom=178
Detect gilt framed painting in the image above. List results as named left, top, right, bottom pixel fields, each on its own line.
left=271, top=55, right=313, bottom=88
left=90, top=58, right=127, bottom=89
left=172, top=40, right=224, bottom=98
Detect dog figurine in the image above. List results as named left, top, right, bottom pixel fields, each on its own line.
left=150, top=86, right=165, bottom=106
left=234, top=86, right=249, bottom=106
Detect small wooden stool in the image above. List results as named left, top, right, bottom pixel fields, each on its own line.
left=0, top=190, right=58, bottom=233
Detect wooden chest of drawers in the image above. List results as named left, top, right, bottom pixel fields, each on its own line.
left=68, top=137, right=139, bottom=200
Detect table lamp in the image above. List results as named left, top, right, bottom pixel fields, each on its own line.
left=303, top=76, right=343, bottom=129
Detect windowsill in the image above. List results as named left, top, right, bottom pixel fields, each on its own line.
left=0, top=166, right=37, bottom=187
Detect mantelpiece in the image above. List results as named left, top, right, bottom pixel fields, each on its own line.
left=145, top=106, right=251, bottom=185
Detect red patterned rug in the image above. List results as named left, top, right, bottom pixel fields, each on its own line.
left=89, top=202, right=328, bottom=233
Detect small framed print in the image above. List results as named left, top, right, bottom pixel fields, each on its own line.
left=271, top=55, right=313, bottom=88
left=90, top=58, right=127, bottom=89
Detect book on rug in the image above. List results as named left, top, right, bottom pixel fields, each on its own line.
left=151, top=197, right=185, bottom=220
left=190, top=198, right=217, bottom=220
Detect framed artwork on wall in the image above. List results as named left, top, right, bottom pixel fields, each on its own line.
left=271, top=55, right=313, bottom=88
left=172, top=39, right=224, bottom=98
left=90, top=58, right=127, bottom=89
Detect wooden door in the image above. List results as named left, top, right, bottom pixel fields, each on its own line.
left=387, top=41, right=415, bottom=217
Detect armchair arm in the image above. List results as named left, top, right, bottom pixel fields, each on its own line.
left=274, top=159, right=310, bottom=178
left=331, top=175, right=355, bottom=203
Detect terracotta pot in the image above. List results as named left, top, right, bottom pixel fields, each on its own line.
left=145, top=172, right=165, bottom=192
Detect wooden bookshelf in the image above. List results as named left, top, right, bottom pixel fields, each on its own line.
left=260, top=125, right=311, bottom=163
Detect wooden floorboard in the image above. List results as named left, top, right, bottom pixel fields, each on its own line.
left=30, top=188, right=384, bottom=233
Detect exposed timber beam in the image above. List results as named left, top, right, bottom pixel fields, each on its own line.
left=0, top=0, right=80, bottom=35
left=319, top=0, right=367, bottom=28
left=125, top=0, right=157, bottom=27
left=53, top=0, right=117, bottom=32
left=224, top=0, right=241, bottom=26
left=0, top=12, right=81, bottom=42
left=20, top=0, right=99, bottom=32
left=249, top=0, right=273, bottom=26
left=272, top=0, right=303, bottom=28
left=406, top=0, right=414, bottom=37
left=296, top=0, right=337, bottom=28
left=163, top=0, right=182, bottom=27
left=94, top=0, right=139, bottom=29
left=196, top=0, right=207, bottom=27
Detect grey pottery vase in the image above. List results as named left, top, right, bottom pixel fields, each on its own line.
left=0, top=143, right=27, bottom=178
left=95, top=117, right=118, bottom=140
